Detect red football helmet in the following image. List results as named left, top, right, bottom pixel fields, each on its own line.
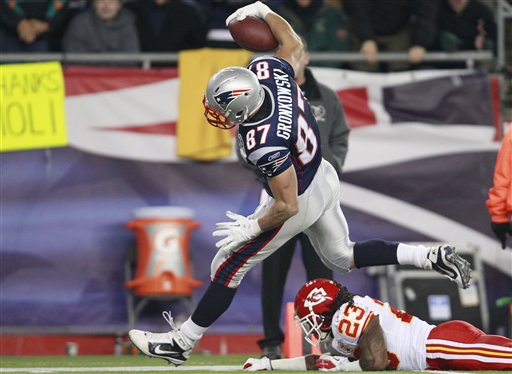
left=294, top=279, right=344, bottom=345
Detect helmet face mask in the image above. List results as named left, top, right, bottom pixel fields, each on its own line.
left=295, top=311, right=330, bottom=345
left=203, top=96, right=234, bottom=129
left=294, top=279, right=343, bottom=346
left=203, top=67, right=264, bottom=129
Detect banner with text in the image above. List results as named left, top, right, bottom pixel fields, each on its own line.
left=1, top=62, right=67, bottom=152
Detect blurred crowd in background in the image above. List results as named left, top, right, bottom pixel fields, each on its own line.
left=2, top=0, right=511, bottom=117
left=0, top=0, right=508, bottom=71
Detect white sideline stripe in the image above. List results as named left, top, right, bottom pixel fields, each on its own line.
left=340, top=183, right=512, bottom=275
left=0, top=367, right=473, bottom=374
left=0, top=366, right=240, bottom=373
left=422, top=371, right=471, bottom=374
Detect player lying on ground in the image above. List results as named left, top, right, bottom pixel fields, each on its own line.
left=243, top=278, right=512, bottom=371
left=128, top=1, right=471, bottom=366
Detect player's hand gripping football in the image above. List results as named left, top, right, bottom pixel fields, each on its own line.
left=243, top=357, right=272, bottom=371
left=213, top=211, right=262, bottom=254
left=315, top=355, right=351, bottom=372
left=226, top=1, right=272, bottom=26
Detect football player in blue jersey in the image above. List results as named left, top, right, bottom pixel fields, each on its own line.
left=129, top=1, right=471, bottom=366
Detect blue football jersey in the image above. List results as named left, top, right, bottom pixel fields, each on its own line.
left=238, top=56, right=322, bottom=197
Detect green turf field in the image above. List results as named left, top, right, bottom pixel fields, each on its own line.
left=0, top=354, right=503, bottom=374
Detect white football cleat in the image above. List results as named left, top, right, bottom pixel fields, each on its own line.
left=425, top=245, right=471, bottom=289
left=128, top=312, right=194, bottom=366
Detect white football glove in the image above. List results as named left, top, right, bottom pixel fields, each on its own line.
left=226, top=1, right=272, bottom=26
left=213, top=211, right=262, bottom=254
left=243, top=357, right=272, bottom=371
left=315, top=355, right=350, bottom=372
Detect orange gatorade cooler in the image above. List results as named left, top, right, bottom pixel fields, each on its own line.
left=125, top=206, right=202, bottom=296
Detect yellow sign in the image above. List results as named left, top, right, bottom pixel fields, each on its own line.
left=1, top=62, right=67, bottom=152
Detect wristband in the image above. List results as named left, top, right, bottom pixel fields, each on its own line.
left=270, top=357, right=307, bottom=371
left=250, top=219, right=262, bottom=236
left=345, top=360, right=362, bottom=371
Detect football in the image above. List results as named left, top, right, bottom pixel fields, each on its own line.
left=228, top=16, right=278, bottom=52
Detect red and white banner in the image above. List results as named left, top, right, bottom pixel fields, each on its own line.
left=64, top=66, right=501, bottom=166
left=65, top=67, right=179, bottom=162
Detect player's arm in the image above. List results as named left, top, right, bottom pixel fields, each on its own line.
left=264, top=11, right=304, bottom=77
left=243, top=354, right=363, bottom=371
left=357, top=316, right=389, bottom=370
left=212, top=153, right=297, bottom=253
left=257, top=165, right=299, bottom=231
left=243, top=355, right=318, bottom=371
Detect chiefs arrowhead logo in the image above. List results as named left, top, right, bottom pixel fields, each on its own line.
left=304, top=287, right=332, bottom=308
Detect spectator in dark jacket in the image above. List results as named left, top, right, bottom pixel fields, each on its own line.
left=0, top=0, right=70, bottom=52
left=62, top=0, right=139, bottom=53
left=202, top=0, right=253, bottom=49
left=277, top=0, right=350, bottom=68
left=435, top=0, right=496, bottom=53
left=344, top=0, right=438, bottom=71
left=127, top=0, right=205, bottom=53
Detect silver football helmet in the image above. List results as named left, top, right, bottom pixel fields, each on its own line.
left=203, top=67, right=265, bottom=129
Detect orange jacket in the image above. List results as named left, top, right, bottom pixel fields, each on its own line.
left=487, top=126, right=512, bottom=223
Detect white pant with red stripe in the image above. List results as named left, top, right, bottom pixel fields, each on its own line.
left=210, top=159, right=354, bottom=288
left=426, top=320, right=512, bottom=370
